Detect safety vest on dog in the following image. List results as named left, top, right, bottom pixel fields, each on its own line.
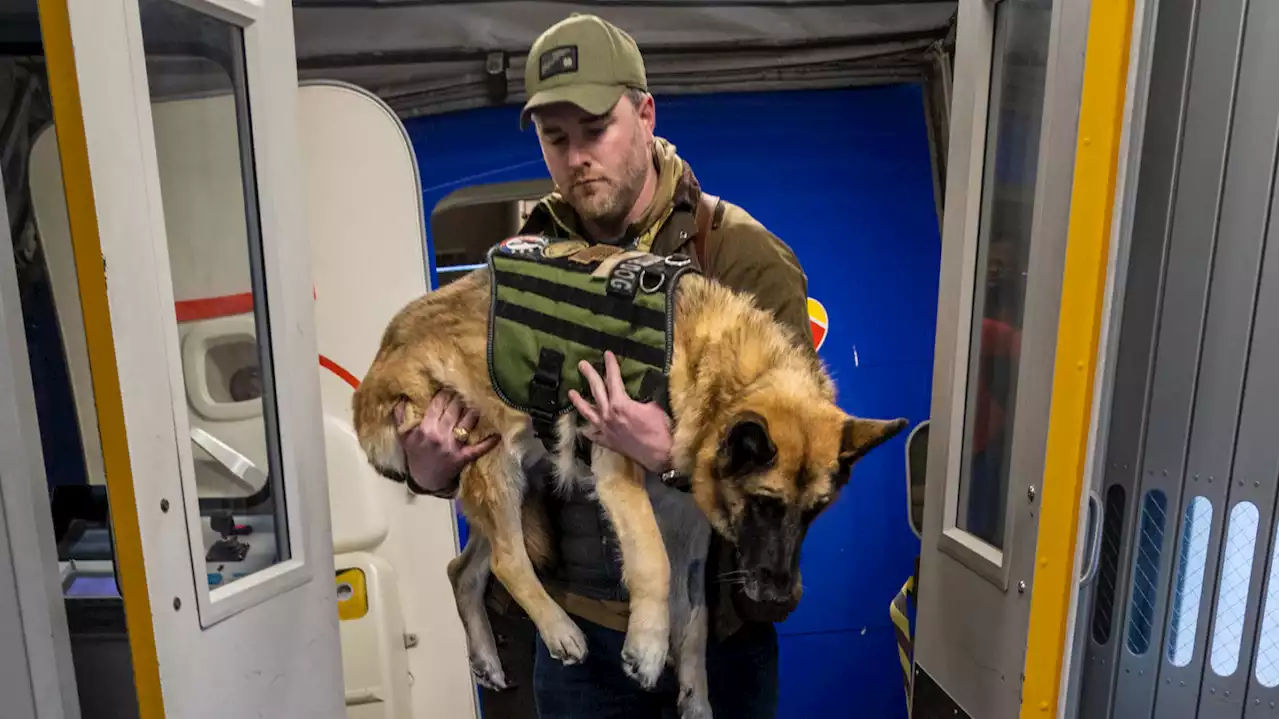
left=486, top=235, right=699, bottom=446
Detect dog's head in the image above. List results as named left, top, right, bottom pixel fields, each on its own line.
left=695, top=388, right=906, bottom=607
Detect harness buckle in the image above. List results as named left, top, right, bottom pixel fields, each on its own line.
left=639, top=267, right=666, bottom=294
left=528, top=348, right=564, bottom=447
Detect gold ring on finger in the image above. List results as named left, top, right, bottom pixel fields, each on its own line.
left=452, top=426, right=471, bottom=444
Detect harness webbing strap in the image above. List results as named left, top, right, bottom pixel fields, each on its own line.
left=528, top=347, right=564, bottom=445
left=493, top=300, right=667, bottom=368
left=692, top=192, right=721, bottom=270
left=492, top=268, right=665, bottom=331
left=638, top=368, right=668, bottom=411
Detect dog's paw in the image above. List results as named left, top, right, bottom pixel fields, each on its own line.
left=678, top=686, right=713, bottom=719
left=542, top=617, right=589, bottom=665
left=621, top=630, right=668, bottom=690
left=470, top=655, right=511, bottom=692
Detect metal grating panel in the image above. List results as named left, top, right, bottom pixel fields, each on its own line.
left=1178, top=0, right=1277, bottom=714
left=1210, top=501, right=1261, bottom=676
left=1235, top=166, right=1277, bottom=719
left=1127, top=489, right=1169, bottom=655
left=1167, top=496, right=1213, bottom=666
left=1108, top=0, right=1254, bottom=708
left=1073, top=0, right=1202, bottom=715
left=1078, top=0, right=1277, bottom=714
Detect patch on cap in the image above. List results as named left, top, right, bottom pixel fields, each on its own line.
left=539, top=45, right=579, bottom=81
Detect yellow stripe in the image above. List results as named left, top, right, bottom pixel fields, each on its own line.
left=890, top=605, right=909, bottom=632
left=1020, top=0, right=1136, bottom=714
left=36, top=2, right=166, bottom=716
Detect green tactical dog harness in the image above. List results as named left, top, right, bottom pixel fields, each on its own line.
left=486, top=235, right=699, bottom=447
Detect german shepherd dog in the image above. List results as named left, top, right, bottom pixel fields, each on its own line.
left=351, top=258, right=905, bottom=718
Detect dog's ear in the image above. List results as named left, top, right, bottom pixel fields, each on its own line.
left=836, top=416, right=909, bottom=482
left=716, top=412, right=777, bottom=478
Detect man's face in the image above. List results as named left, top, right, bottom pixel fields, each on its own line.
left=533, top=94, right=655, bottom=232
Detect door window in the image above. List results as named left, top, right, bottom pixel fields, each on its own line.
left=1166, top=496, right=1213, bottom=666
left=1125, top=489, right=1169, bottom=655
left=1209, top=500, right=1260, bottom=676
left=140, top=0, right=290, bottom=591
left=954, top=0, right=1053, bottom=551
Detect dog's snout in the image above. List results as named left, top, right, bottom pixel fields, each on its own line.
left=752, top=565, right=794, bottom=604
left=758, top=565, right=791, bottom=590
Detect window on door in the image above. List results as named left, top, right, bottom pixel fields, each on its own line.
left=953, top=0, right=1053, bottom=553
left=139, top=0, right=290, bottom=590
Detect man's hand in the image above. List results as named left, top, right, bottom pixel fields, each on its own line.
left=395, top=390, right=500, bottom=495
left=568, top=351, right=673, bottom=473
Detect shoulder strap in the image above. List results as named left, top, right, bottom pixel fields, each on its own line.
left=692, top=192, right=721, bottom=270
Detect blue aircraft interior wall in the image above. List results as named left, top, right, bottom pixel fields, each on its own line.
left=403, top=84, right=941, bottom=718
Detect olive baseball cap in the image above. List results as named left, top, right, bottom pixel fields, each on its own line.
left=521, top=13, right=647, bottom=130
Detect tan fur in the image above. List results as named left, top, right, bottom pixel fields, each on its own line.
left=664, top=276, right=849, bottom=535
left=352, top=264, right=902, bottom=692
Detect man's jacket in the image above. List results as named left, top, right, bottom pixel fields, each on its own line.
left=489, top=137, right=814, bottom=640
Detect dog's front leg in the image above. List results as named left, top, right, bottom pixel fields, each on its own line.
left=652, top=481, right=713, bottom=718
left=671, top=529, right=712, bottom=719
left=478, top=450, right=588, bottom=666
left=446, top=530, right=509, bottom=690
left=592, top=446, right=671, bottom=690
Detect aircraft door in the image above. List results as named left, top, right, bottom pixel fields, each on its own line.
left=35, top=0, right=346, bottom=715
left=910, top=0, right=1121, bottom=714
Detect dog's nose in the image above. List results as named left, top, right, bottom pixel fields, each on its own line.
left=758, top=566, right=792, bottom=592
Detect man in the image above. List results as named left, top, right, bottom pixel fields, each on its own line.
left=397, top=13, right=814, bottom=717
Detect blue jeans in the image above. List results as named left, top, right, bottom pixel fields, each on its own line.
left=532, top=617, right=779, bottom=718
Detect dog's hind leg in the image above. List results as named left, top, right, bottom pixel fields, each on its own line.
left=672, top=549, right=712, bottom=719
left=474, top=448, right=588, bottom=666
left=652, top=484, right=713, bottom=719
left=591, top=446, right=671, bottom=690
left=446, top=530, right=509, bottom=691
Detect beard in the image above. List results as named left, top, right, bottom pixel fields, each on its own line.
left=568, top=134, right=650, bottom=235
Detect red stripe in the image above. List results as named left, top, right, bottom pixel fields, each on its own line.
left=320, top=354, right=361, bottom=390
left=174, top=293, right=254, bottom=322
left=174, top=287, right=319, bottom=322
